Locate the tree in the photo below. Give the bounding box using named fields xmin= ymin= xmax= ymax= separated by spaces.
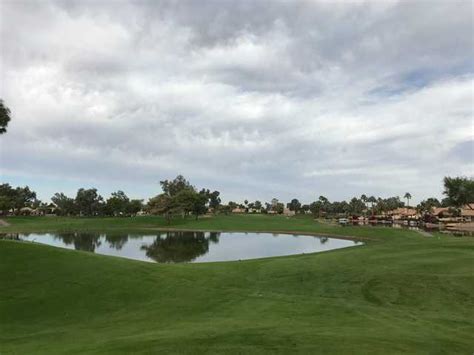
xmin=0 ymin=99 xmax=11 ymax=134
xmin=301 ymin=204 xmax=310 ymax=214
xmin=309 ymin=200 xmax=323 ymax=217
xmin=254 ymin=200 xmax=262 ymax=210
xmin=160 ymin=175 xmax=193 ymax=197
xmin=13 ymin=186 xmax=37 ymax=214
xmin=349 ymin=197 xmax=365 ymax=214
xmin=208 ymin=190 xmax=221 ymax=213
xmin=127 ymin=199 xmax=143 ymax=215
xmin=441 ymin=197 xmax=451 ymax=207
xmin=384 ymin=196 xmax=404 ymax=211
xmin=275 ymin=202 xmax=284 ymax=214
xmin=171 ymin=188 xmax=208 ymax=219
xmin=287 ymin=198 xmax=301 ymax=214
xmin=443 ymin=176 xmax=474 ymax=209
xmin=404 ymin=192 xmax=412 ymax=207
xmin=0 ymin=184 xmax=38 ymax=215
xmin=318 ymin=196 xmax=329 ymax=205
xmin=106 ymin=190 xmax=130 ymax=216
xmin=0 ymin=183 xmax=15 ymax=214
xmin=191 ymin=189 xmax=209 ymax=219
xmin=271 ymin=198 xmax=279 ymax=208
xmin=147 ymin=194 xmax=174 ymax=224
xmin=220 ymin=204 xmax=232 ymax=215
xmin=51 ymin=192 xmax=76 ymax=216
xmin=329 ymin=200 xmax=350 ymax=215
xmin=367 ymin=196 xmax=377 ymax=213
xmin=0 ymin=195 xmax=12 ymax=215
xmin=416 ymin=198 xmax=441 ymax=214
xmin=75 ymin=188 xmax=103 ymax=216
xmin=148 ymin=176 xmax=214 ymax=221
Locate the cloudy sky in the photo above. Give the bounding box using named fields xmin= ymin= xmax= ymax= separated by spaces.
xmin=1 ymin=0 xmax=472 ymax=204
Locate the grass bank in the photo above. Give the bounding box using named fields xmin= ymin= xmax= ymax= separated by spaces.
xmin=1 ymin=215 xmax=473 ymax=354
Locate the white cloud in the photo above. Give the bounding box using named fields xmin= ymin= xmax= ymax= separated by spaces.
xmin=0 ymin=0 xmax=472 ymax=203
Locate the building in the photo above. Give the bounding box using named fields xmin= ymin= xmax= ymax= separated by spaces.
xmin=461 ymin=204 xmax=474 ymax=222
xmin=19 ymin=207 xmax=34 ymax=215
xmin=431 ymin=207 xmax=452 ymax=218
xmin=231 ymin=207 xmax=246 ymax=214
xmin=388 ymin=207 xmax=418 ymax=220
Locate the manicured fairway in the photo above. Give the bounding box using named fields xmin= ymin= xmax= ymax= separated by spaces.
xmin=1 ymin=215 xmax=473 ymax=354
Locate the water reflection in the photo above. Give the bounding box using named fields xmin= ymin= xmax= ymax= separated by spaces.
xmin=55 ymin=232 xmax=102 ymax=252
xmin=142 ymin=231 xmax=218 ymax=263
xmin=0 ymin=231 xmax=360 ymax=263
xmin=105 ymin=234 xmax=129 ymax=250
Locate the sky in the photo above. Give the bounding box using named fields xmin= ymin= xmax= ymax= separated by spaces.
xmin=0 ymin=0 xmax=473 ymax=204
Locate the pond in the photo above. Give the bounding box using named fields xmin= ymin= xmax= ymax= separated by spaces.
xmin=1 ymin=231 xmax=360 ymax=263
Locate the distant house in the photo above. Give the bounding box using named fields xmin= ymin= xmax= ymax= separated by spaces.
xmin=461 ymin=204 xmax=474 ymax=222
xmin=31 ymin=209 xmax=43 ymax=216
xmin=19 ymin=207 xmax=34 ymax=216
xmin=283 ymin=207 xmax=295 ymax=217
xmin=431 ymin=207 xmax=452 ymax=218
xmin=231 ymin=207 xmax=246 ymax=214
xmin=388 ymin=207 xmax=418 ymax=220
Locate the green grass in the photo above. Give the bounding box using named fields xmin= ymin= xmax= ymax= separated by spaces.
xmin=1 ymin=214 xmax=473 ymax=354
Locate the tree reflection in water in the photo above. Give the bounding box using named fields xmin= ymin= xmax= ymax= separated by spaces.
xmin=320 ymin=236 xmax=329 ymax=244
xmin=141 ymin=231 xmax=221 ymax=263
xmin=1 ymin=231 xmax=357 ymax=263
xmin=105 ymin=234 xmax=129 ymax=250
xmin=0 ymin=233 xmax=20 ymax=240
xmin=55 ymin=232 xmax=102 ymax=252
xmin=49 ymin=231 xmax=222 ymax=258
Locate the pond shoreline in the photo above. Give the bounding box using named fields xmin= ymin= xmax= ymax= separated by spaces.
xmin=140 ymin=227 xmax=371 ymax=242
xmin=1 ymin=230 xmax=362 ymax=263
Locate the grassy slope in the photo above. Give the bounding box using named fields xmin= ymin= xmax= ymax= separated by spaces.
xmin=1 ymin=215 xmax=473 ymax=354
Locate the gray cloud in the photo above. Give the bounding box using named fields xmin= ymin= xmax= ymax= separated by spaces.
xmin=0 ymin=0 xmax=472 ymax=203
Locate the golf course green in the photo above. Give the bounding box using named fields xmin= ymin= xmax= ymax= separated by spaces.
xmin=1 ymin=214 xmax=473 ymax=354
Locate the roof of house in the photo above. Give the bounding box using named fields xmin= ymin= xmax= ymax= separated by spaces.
xmin=461 ymin=207 xmax=474 ymax=217
xmin=389 ymin=207 xmax=417 ymax=216
xmin=231 ymin=208 xmax=246 ymax=213
xmin=431 ymin=207 xmax=450 ymax=216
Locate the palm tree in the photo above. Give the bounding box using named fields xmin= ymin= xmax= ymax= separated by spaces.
xmin=404 ymin=192 xmax=412 ymax=207
xmin=368 ymin=196 xmax=376 ymax=208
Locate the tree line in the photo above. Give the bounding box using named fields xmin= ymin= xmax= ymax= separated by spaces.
xmin=0 ymin=184 xmax=144 ymax=217
xmin=0 ymin=176 xmax=472 ymax=218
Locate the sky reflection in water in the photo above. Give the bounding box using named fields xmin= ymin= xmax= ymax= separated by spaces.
xmin=1 ymin=231 xmax=360 ymax=263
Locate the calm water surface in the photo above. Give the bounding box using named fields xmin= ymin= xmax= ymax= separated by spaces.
xmin=1 ymin=231 xmax=360 ymax=263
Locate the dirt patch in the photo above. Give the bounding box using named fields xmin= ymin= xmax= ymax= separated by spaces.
xmin=0 ymin=219 xmax=11 ymax=227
